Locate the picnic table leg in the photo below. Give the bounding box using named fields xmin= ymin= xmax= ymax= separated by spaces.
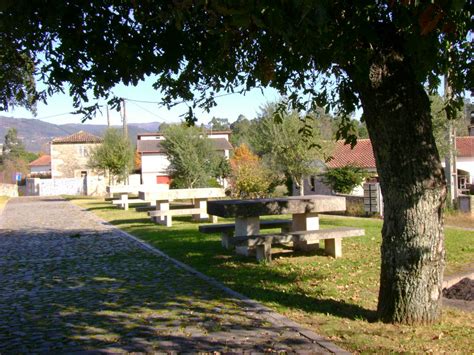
xmin=292 ymin=212 xmax=320 ymax=252
xmin=235 ymin=217 xmax=260 ymax=256
xmin=255 ymin=238 xmax=272 ymax=262
xmin=121 ymin=194 xmax=129 ymax=210
xmin=221 ymin=230 xmax=233 ymax=249
xmin=325 ymin=237 xmax=342 ymax=258
xmin=154 ymin=200 xmax=171 ymax=226
xmin=192 ymin=198 xmax=209 ymax=222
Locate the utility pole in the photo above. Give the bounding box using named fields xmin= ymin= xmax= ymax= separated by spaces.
xmin=121 ymin=98 xmax=128 ymax=138
xmin=444 ymin=74 xmax=457 ymax=206
xmin=106 ymin=105 xmax=110 ymax=127
xmin=121 ymin=98 xmax=129 ymax=185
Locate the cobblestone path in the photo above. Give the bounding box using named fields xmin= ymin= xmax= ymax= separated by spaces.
xmin=0 ymin=197 xmax=339 ymax=353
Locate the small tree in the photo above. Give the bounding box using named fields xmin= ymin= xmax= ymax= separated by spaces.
xmin=161 ymin=124 xmax=223 ymax=188
xmin=430 ymin=94 xmax=466 ymax=157
xmin=322 ymin=165 xmax=371 ymax=195
xmin=229 ymin=144 xmax=274 ymax=199
xmin=2 ymin=128 xmax=26 ymax=159
xmin=230 ymin=115 xmax=255 ymax=147
xmin=251 ymin=104 xmax=332 ymax=195
xmin=134 ymin=149 xmax=141 ymax=172
xmin=88 ymin=128 xmax=133 ymax=184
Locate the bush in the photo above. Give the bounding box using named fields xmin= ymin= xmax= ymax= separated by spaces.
xmin=228 ymin=144 xmax=274 ymax=199
xmin=322 ymin=165 xmax=370 ymax=194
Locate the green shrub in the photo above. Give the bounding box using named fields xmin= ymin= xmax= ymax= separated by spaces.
xmin=322 ymin=164 xmax=371 ymax=194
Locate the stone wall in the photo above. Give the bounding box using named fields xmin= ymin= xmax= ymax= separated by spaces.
xmin=26 ymin=176 xmax=112 ymax=197
xmin=0 ymin=183 xmax=19 ymax=197
xmin=86 ymin=175 xmax=107 ymax=196
xmin=27 ymin=178 xmax=85 ymax=196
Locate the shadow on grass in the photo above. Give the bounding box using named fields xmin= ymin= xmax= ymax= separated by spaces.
xmin=105 ymin=218 xmax=377 ymax=323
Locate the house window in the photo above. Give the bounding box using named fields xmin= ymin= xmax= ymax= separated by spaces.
xmin=79 ymin=146 xmax=89 ymax=157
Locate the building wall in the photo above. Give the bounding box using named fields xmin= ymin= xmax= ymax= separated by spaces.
xmin=296 ymin=168 xmax=377 ymax=197
xmin=50 ymin=143 xmax=101 ymax=178
xmin=140 ymin=135 xmax=166 ymax=141
xmin=138 ymin=132 xmax=231 ymax=186
xmin=30 ymin=165 xmax=51 ymax=175
xmin=457 ymin=157 xmax=474 ymax=184
xmin=141 ymin=154 xmax=169 ymax=185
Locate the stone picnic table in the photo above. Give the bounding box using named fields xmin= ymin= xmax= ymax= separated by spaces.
xmin=139 ymin=188 xmax=226 ymax=227
xmin=206 ymin=195 xmax=365 ymax=261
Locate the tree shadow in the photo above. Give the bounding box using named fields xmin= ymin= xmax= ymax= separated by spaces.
xmin=101 ymin=219 xmax=377 ymax=323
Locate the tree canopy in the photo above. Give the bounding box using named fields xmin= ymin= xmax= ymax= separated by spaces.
xmin=1 ymin=2 xmax=470 ymax=128
xmin=161 ymin=124 xmax=227 ymax=188
xmin=1 ymin=1 xmax=472 ymax=325
xmin=207 ymin=117 xmax=230 ymax=131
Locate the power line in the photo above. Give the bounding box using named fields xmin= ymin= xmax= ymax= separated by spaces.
xmin=122 ymin=91 xmax=237 ymax=106
xmin=128 ymin=101 xmax=167 ymax=121
xmin=34 ymin=111 xmax=77 ymax=120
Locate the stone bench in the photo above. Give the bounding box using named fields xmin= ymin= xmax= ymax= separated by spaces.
xmin=199 ymin=219 xmax=292 ymax=249
xmin=149 ymin=208 xmax=217 ymax=227
xmin=136 ymin=201 xmax=193 ymax=212
xmin=111 ymin=194 xmax=155 ymax=210
xmin=230 ymin=227 xmax=365 ymax=262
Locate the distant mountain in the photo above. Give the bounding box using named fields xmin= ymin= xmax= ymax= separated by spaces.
xmin=0 ymin=116 xmax=160 ymax=152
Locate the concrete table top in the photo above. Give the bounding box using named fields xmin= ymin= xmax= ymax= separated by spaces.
xmin=207 ymin=195 xmax=346 ymax=218
xmin=139 ymin=188 xmax=225 ymax=202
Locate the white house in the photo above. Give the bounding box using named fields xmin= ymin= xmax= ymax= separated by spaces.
xmin=28 ymin=155 xmax=51 ymax=176
xmin=137 ymin=130 xmax=233 ymax=186
xmin=455 ymin=136 xmax=474 ymax=192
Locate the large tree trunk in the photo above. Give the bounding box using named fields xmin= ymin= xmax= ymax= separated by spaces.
xmin=354 ymin=55 xmax=446 ymax=324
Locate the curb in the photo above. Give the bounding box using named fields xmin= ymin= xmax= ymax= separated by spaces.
xmin=74 ymin=202 xmax=350 ymax=354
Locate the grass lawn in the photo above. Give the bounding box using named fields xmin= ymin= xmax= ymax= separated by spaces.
xmin=70 ymin=197 xmax=474 ymax=353
xmin=0 ymin=196 xmax=10 ymax=213
xmin=445 ymin=211 xmax=474 ymax=230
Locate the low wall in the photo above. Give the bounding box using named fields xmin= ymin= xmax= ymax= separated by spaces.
xmin=26 ymin=175 xmax=134 ymax=197
xmin=0 ymin=183 xmax=19 ymax=197
xmin=27 ymin=178 xmax=85 ymax=196
xmin=458 ymin=195 xmax=474 ymax=215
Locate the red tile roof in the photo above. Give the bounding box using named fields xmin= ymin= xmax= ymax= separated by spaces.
xmin=28 ymin=155 xmax=51 ymax=167
xmin=51 ymin=131 xmax=103 ymax=144
xmin=327 ymin=136 xmax=474 ymax=169
xmin=327 ymin=139 xmax=376 ymax=169
xmin=456 ymin=136 xmax=474 ymax=157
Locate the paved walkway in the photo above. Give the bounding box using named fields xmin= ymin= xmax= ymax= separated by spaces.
xmin=0 ymin=197 xmax=344 ymax=353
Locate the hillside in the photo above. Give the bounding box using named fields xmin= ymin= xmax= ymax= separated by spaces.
xmin=0 ymin=116 xmax=160 ymax=152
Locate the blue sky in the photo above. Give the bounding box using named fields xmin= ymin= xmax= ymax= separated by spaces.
xmin=3 ymin=76 xmax=282 ymax=126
